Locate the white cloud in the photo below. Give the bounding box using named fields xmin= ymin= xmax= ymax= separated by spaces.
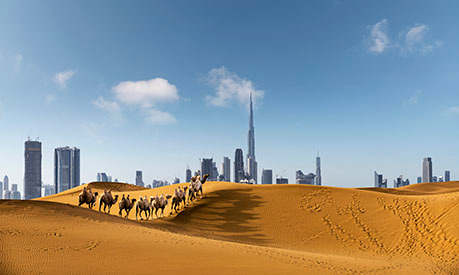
xmin=368 ymin=19 xmax=390 ymax=54
xmin=113 ymin=78 xmax=179 ymax=108
xmin=53 ymin=70 xmax=75 ymax=88
xmin=92 ymin=96 xmax=124 ymax=125
xmin=144 ymin=108 xmax=177 ymax=125
xmin=205 ymin=66 xmax=264 ymax=110
xmin=45 ymin=94 xmax=56 ymax=104
xmin=402 ymin=24 xmax=440 ymax=53
xmin=406 ymin=90 xmax=423 ymax=105
xmin=448 ymin=106 xmax=459 ymax=114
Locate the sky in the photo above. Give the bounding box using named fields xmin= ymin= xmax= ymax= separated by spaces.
xmin=1 ymin=1 xmax=459 ymax=193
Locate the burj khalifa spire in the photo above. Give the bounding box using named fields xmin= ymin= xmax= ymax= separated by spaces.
xmin=247 ymin=92 xmax=257 ymax=183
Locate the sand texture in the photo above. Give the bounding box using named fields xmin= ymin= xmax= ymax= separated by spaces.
xmin=1 ymin=181 xmax=458 ymax=274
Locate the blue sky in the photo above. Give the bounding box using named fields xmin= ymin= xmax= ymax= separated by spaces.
xmin=1 ymin=1 xmax=459 ymax=192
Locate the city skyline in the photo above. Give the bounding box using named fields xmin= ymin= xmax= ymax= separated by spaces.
xmin=1 ymin=1 xmax=459 ymax=192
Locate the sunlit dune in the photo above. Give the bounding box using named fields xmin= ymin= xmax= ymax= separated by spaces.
xmin=1 ymin=181 xmax=458 ymax=274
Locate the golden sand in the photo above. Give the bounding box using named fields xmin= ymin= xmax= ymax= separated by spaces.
xmin=1 ymin=181 xmax=458 ymax=274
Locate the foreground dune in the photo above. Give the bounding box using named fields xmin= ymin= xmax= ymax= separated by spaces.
xmin=1 ymin=181 xmax=458 ymax=274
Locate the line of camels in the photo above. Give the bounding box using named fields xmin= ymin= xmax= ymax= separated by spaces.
xmin=78 ymin=174 xmax=209 ymax=220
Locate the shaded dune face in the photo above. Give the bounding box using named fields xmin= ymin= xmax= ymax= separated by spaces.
xmin=1 ymin=181 xmax=458 ymax=274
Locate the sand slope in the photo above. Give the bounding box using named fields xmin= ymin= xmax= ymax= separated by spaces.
xmin=1 ymin=181 xmax=458 ymax=274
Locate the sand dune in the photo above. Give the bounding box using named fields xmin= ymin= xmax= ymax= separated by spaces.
xmin=1 ymin=181 xmax=458 ymax=274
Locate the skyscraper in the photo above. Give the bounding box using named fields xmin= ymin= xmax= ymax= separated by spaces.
xmin=222 ymin=157 xmax=231 ymax=182
xmin=0 ymin=181 xmax=3 ymax=199
xmin=24 ymin=139 xmax=42 ymax=200
xmin=296 ymin=170 xmax=316 ymax=185
xmin=11 ymin=184 xmax=21 ymax=199
xmin=246 ymin=92 xmax=258 ymax=183
xmin=54 ymin=146 xmax=80 ymax=194
xmin=374 ymin=171 xmax=387 ymax=188
xmin=445 ymin=171 xmax=451 ymax=182
xmin=417 ymin=177 xmax=422 ymax=183
xmin=3 ymin=175 xmax=9 ymax=191
xmin=201 ymin=158 xmax=214 ymax=179
xmin=136 ymin=171 xmax=144 ymax=187
xmin=422 ymin=157 xmax=433 ymax=183
xmin=186 ymin=168 xmax=192 ymax=182
xmin=316 ymin=152 xmax=321 ymax=186
xmin=276 ymin=177 xmax=288 ymax=184
xmin=234 ymin=149 xmax=244 ymax=183
xmin=262 ymin=169 xmax=273 ymax=184
xmin=212 ymin=161 xmax=219 ymax=181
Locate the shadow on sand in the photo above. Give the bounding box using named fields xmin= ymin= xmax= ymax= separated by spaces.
xmin=154 ymin=188 xmax=271 ymax=246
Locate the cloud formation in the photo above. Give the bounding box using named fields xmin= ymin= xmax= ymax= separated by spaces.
xmin=365 ymin=20 xmax=441 ymax=55
xmin=53 ymin=70 xmax=75 ymax=88
xmin=113 ymin=78 xmax=179 ymax=108
xmin=93 ymin=77 xmax=179 ymax=126
xmin=92 ymin=96 xmax=125 ymax=125
xmin=205 ymin=66 xmax=264 ymax=110
xmin=406 ymin=90 xmax=423 ymax=105
xmin=448 ymin=106 xmax=459 ymax=114
xmin=368 ymin=19 xmax=389 ymax=54
xmin=14 ymin=54 xmax=23 ymax=71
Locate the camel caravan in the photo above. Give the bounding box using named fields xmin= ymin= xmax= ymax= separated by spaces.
xmin=77 ymin=174 xmax=209 ymax=221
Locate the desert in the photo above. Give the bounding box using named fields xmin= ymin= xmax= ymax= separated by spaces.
xmin=1 ymin=181 xmax=458 ymax=274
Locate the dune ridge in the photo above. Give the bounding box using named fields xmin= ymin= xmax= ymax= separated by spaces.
xmin=1 ymin=181 xmax=458 ymax=274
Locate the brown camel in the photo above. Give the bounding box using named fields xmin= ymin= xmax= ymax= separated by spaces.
xmin=171 ymin=186 xmax=188 ymax=214
xmin=99 ymin=189 xmax=119 ymax=214
xmin=153 ymin=194 xmax=172 ymax=218
xmin=188 ymin=174 xmax=209 ymax=204
xmin=136 ymin=196 xmax=153 ymax=221
xmin=78 ymin=187 xmax=99 ymax=209
xmin=118 ymin=194 xmax=136 ymax=218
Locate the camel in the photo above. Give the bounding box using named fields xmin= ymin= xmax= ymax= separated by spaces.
xmin=78 ymin=187 xmax=99 ymax=209
xmin=118 ymin=194 xmax=136 ymax=218
xmin=171 ymin=186 xmax=188 ymax=214
xmin=153 ymin=194 xmax=172 ymax=218
xmin=98 ymin=189 xmax=119 ymax=214
xmin=188 ymin=174 xmax=209 ymax=204
xmin=135 ymin=195 xmax=153 ymax=221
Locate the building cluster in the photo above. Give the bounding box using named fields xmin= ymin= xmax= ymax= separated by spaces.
xmin=295 ymin=153 xmax=322 ymax=185
xmin=0 ymin=175 xmax=21 ymax=199
xmin=375 ymin=157 xmax=452 ymax=188
xmin=97 ymin=172 xmax=114 ymax=182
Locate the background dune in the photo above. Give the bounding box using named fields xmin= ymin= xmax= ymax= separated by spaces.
xmin=1 ymin=181 xmax=458 ymax=274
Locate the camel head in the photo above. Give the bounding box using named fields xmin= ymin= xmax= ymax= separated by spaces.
xmin=166 ymin=195 xmax=172 ymax=200
xmin=191 ymin=176 xmax=196 ymax=182
xmin=131 ymin=198 xmax=137 ymax=204
xmin=139 ymin=196 xmax=143 ymax=201
xmin=150 ymin=196 xmax=154 ymax=204
xmin=114 ymin=194 xmax=119 ymax=202
xmin=183 ymin=186 xmax=188 ymax=192
xmin=94 ymin=192 xmax=99 ymax=197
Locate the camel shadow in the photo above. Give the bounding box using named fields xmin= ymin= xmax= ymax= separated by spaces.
xmin=156 ymin=188 xmax=270 ymax=246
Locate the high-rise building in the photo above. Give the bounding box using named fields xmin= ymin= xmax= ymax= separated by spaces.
xmin=54 ymin=146 xmax=80 ymax=194
xmin=0 ymin=181 xmax=3 ymax=199
xmin=136 ymin=171 xmax=144 ymax=187
xmin=445 ymin=171 xmax=451 ymax=182
xmin=24 ymin=139 xmax=42 ymax=200
xmin=3 ymin=175 xmax=9 ymax=191
xmin=186 ymin=168 xmax=192 ymax=182
xmin=212 ymin=161 xmax=219 ymax=181
xmin=417 ymin=176 xmax=422 ymax=183
xmin=374 ymin=171 xmax=387 ymax=188
xmin=296 ymin=170 xmax=316 ymax=185
xmin=222 ymin=157 xmax=231 ymax=182
xmin=42 ymin=185 xmax=55 ymax=197
xmin=422 ymin=157 xmax=433 ymax=183
xmin=4 ymin=190 xmax=11 ymax=199
xmin=97 ymin=173 xmax=101 ymax=182
xmin=246 ymin=92 xmax=258 ymax=183
xmin=201 ymin=158 xmax=214 ymax=180
xmin=276 ymin=177 xmax=288 ymax=184
xmin=234 ymin=149 xmax=244 ymax=183
xmin=432 ymin=176 xmax=438 ymax=183
xmin=394 ymin=175 xmax=410 ymax=188
xmin=262 ymin=169 xmax=273 ymax=184
xmin=316 ymin=152 xmax=322 ymax=186
xmin=11 ymin=184 xmax=21 ymax=199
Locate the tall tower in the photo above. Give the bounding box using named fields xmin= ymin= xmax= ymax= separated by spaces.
xmin=422 ymin=157 xmax=433 ymax=183
xmin=234 ymin=149 xmax=244 ymax=183
xmin=223 ymin=157 xmax=231 ymax=182
xmin=315 ymin=151 xmax=321 ymax=186
xmin=54 ymin=146 xmax=80 ymax=194
xmin=24 ymin=139 xmax=42 ymax=199
xmin=247 ymin=92 xmax=258 ymax=183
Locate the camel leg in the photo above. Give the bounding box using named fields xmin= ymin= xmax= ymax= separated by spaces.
xmin=107 ymin=205 xmax=111 ymax=214
xmin=155 ymin=208 xmax=159 ymax=219
xmin=119 ymin=208 xmax=122 ymax=216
